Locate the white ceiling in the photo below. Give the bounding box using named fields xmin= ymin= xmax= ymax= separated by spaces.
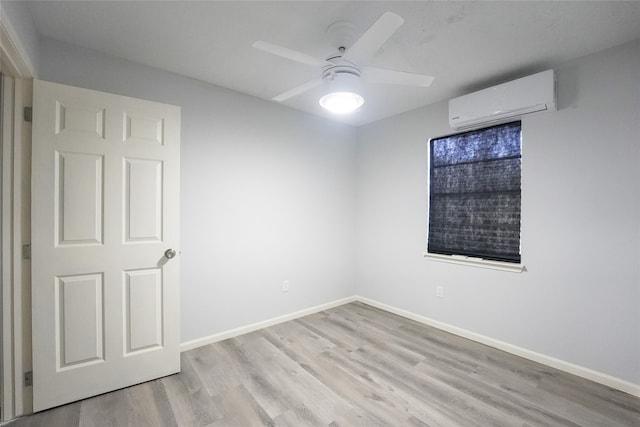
xmin=27 ymin=1 xmax=640 ymax=127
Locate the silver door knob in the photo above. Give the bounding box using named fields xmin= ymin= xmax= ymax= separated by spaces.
xmin=164 ymin=249 xmax=177 ymax=259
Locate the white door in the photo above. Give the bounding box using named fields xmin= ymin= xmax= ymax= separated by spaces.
xmin=31 ymin=80 xmax=180 ymax=411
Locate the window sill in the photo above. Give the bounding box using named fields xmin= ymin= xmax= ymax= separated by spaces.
xmin=424 ymin=253 xmax=525 ymax=273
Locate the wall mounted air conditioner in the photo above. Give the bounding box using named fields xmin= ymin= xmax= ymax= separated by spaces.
xmin=449 ymin=69 xmax=556 ymax=130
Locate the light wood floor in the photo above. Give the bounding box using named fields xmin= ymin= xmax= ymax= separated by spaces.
xmin=8 ymin=302 xmax=640 ymax=426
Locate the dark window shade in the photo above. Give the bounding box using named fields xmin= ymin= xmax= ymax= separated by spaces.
xmin=428 ymin=121 xmax=522 ymax=263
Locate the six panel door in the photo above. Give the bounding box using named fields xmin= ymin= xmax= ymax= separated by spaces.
xmin=31 ymin=80 xmax=181 ymax=411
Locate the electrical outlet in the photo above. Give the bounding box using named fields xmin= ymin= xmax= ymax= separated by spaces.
xmin=436 ymin=286 xmax=444 ymax=298
xmin=282 ymin=280 xmax=290 ymax=292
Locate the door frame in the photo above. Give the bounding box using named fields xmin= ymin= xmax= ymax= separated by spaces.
xmin=1 ymin=8 xmax=35 ymax=422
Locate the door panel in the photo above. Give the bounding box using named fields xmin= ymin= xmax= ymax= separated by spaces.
xmin=124 ymin=158 xmax=162 ymax=242
xmin=123 ymin=113 xmax=164 ymax=145
xmin=124 ymin=268 xmax=163 ymax=354
xmin=32 ymin=80 xmax=180 ymax=411
xmin=55 ymin=152 xmax=104 ymax=246
xmin=56 ymin=273 xmax=104 ymax=369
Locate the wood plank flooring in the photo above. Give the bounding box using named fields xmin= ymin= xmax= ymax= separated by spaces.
xmin=8 ymin=302 xmax=640 ymax=426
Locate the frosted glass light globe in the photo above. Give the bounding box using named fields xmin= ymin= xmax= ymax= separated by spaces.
xmin=319 ymin=92 xmax=364 ymax=114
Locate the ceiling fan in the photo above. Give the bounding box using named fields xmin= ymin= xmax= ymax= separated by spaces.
xmin=252 ymin=11 xmax=435 ymax=113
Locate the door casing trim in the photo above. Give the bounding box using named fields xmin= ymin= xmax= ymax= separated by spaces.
xmin=1 ymin=7 xmax=35 ymax=422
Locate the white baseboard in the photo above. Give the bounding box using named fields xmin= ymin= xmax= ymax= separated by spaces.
xmin=179 ymin=294 xmax=639 ymax=398
xmin=180 ymin=296 xmax=357 ymax=352
xmin=355 ymin=296 xmax=640 ymax=398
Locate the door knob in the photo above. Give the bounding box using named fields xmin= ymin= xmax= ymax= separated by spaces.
xmin=164 ymin=249 xmax=177 ymax=259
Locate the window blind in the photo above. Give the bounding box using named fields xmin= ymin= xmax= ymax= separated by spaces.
xmin=428 ymin=121 xmax=522 ymax=263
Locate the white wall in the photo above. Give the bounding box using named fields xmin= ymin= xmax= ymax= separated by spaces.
xmin=39 ymin=38 xmax=358 ymax=343
xmin=355 ymin=40 xmax=640 ymax=385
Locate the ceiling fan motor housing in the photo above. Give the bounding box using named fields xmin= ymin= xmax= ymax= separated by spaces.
xmin=322 ymin=57 xmax=362 ymax=92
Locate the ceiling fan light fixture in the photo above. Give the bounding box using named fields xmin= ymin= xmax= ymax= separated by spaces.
xmin=319 ymin=91 xmax=364 ymax=114
xmin=319 ymin=69 xmax=364 ymax=114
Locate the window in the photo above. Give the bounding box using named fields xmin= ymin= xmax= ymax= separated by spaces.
xmin=427 ymin=121 xmax=522 ymax=264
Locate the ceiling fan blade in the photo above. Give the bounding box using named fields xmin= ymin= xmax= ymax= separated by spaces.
xmin=253 ymin=41 xmax=327 ymax=67
xmin=272 ymin=79 xmax=321 ymax=102
xmin=362 ymin=67 xmax=434 ymax=87
xmin=342 ymin=11 xmax=404 ymax=65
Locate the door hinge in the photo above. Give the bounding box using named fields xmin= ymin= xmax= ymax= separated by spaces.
xmin=24 ymin=371 xmax=33 ymax=387
xmin=24 ymin=106 xmax=32 ymax=123
xmin=22 ymin=243 xmax=31 ymax=260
